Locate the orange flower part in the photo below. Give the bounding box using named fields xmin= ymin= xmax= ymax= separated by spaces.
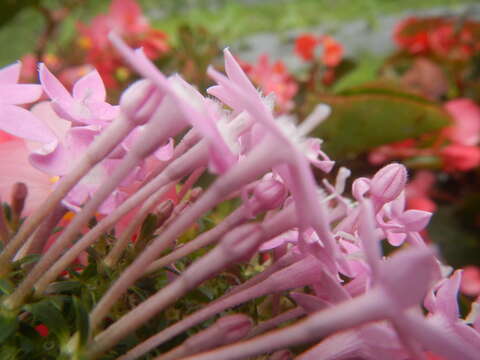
xmin=319 ymin=35 xmax=343 ymax=67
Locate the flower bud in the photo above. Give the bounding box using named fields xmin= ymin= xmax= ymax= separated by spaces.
xmin=119 ymin=79 xmax=159 ymax=125
xmin=220 ymin=224 xmax=263 ymax=262
xmin=352 ymin=177 xmax=370 ymax=201
xmin=253 ymin=179 xmax=287 ymax=211
xmin=370 ymin=163 xmax=407 ymax=204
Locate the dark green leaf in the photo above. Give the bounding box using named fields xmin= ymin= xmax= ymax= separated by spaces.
xmin=0 ymin=311 xmax=18 ymax=343
xmin=73 ymin=297 xmax=89 ymax=347
xmin=312 ymin=87 xmax=451 ymax=158
xmin=24 ymin=299 xmax=69 ymax=343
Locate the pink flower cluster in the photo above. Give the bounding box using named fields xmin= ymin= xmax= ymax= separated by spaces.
xmin=0 ymin=34 xmax=478 ymax=360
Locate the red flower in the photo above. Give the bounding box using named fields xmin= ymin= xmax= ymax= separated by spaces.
xmin=461 ymin=266 xmax=480 ymax=296
xmin=35 ymin=324 xmax=49 ymax=337
xmin=319 ymin=35 xmax=343 ymax=67
xmin=394 ymin=17 xmax=431 ymax=54
xmin=295 ymin=34 xmax=318 ymax=61
xmin=440 ymin=144 xmax=480 ymax=172
xmin=443 ymin=99 xmax=480 ymax=147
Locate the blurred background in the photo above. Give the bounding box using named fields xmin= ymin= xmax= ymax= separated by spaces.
xmin=1 ymin=0 xmax=480 ymax=295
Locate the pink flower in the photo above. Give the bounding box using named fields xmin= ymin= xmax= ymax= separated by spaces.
xmin=440 ymin=144 xmax=480 ymax=172
xmin=443 ymin=99 xmax=480 ymax=147
xmin=243 ymin=54 xmax=298 ymax=113
xmin=0 ymin=62 xmax=53 ymax=143
xmin=461 ymin=266 xmax=480 ymax=297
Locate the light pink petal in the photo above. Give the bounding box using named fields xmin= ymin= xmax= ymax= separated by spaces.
xmin=0 ymin=62 xmax=21 ymax=83
xmin=72 ymin=69 xmax=107 ymax=102
xmin=435 ymin=270 xmax=462 ymax=322
xmin=386 ymin=230 xmax=407 ymax=246
xmin=30 ymin=101 xmax=71 ymax=140
xmin=380 ymin=246 xmax=439 ymax=309
xmin=29 ymin=141 xmax=71 ymax=175
xmin=0 ymin=104 xmax=56 ymax=143
xmin=399 ymin=209 xmax=432 ymax=232
xmin=0 ymin=84 xmax=42 ymax=104
xmin=304 ymin=138 xmax=334 ymax=173
xmin=154 ymin=137 xmax=174 ymax=161
xmin=88 ymin=102 xmax=119 ymax=122
xmin=260 ymin=230 xmax=299 ymax=251
xmin=223 ymin=48 xmax=258 ymax=96
xmin=39 ymin=63 xmax=72 ymax=104
xmin=65 ymin=126 xmax=98 ymax=158
xmin=98 ymin=190 xmax=128 ymax=214
xmin=0 ymin=140 xmax=51 ymax=214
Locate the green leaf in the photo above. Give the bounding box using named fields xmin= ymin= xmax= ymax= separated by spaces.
xmin=72 ymin=297 xmax=89 ymax=347
xmin=0 ymin=310 xmax=18 ymax=343
xmin=0 ymin=279 xmax=14 ymax=295
xmin=312 ymin=85 xmax=451 ymax=158
xmin=24 ymin=299 xmax=70 ymax=343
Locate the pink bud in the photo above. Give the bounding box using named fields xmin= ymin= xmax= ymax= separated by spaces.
xmin=220 ymin=224 xmax=263 ymax=262
xmin=352 ymin=177 xmax=370 ymax=200
xmin=253 ymin=179 xmax=287 ymax=211
xmin=290 ymin=292 xmax=330 ymax=313
xmin=370 ymin=163 xmax=407 ymax=204
xmin=119 ymin=79 xmax=159 ymax=124
xmin=398 ymin=209 xmax=432 ymax=231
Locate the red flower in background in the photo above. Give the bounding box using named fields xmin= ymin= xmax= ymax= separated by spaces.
xmin=242 ymin=54 xmax=298 ymax=113
xmin=461 ymin=266 xmax=480 ymax=297
xmin=295 ymin=34 xmax=318 ymax=61
xmin=440 ymin=144 xmax=480 ymax=172
xmin=394 ymin=16 xmax=480 ymax=60
xmin=294 ymin=33 xmax=343 ymax=67
xmin=318 ymin=35 xmax=343 ymax=67
xmin=77 ymin=0 xmax=169 ymax=89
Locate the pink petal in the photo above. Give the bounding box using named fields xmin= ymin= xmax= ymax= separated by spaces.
xmin=399 ymin=209 xmax=432 ymax=232
xmin=29 ymin=141 xmax=71 ymax=175
xmin=0 ymin=140 xmax=51 ymax=214
xmin=223 ymin=48 xmax=258 ymax=96
xmin=0 ymin=62 xmax=21 ymax=83
xmin=0 ymin=84 xmax=42 ymax=104
xmin=154 ymin=137 xmax=174 ymax=161
xmin=72 ymin=69 xmax=107 ymax=102
xmin=39 ymin=63 xmax=72 ymax=104
xmin=461 ymin=266 xmax=480 ymax=296
xmin=435 ymin=270 xmax=462 ymax=321
xmin=0 ymin=104 xmax=56 ymax=143
xmin=30 ymin=101 xmax=71 ymax=140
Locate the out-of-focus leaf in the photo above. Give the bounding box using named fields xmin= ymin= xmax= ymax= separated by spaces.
xmin=72 ymin=297 xmax=89 ymax=347
xmin=0 ymin=0 xmax=40 ymax=28
xmin=430 ymin=205 xmax=480 ymax=268
xmin=312 ymin=83 xmax=451 ymax=157
xmin=333 ymin=56 xmax=383 ymax=92
xmin=0 ymin=311 xmax=18 ymax=343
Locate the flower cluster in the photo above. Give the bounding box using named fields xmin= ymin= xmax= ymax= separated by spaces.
xmin=0 ymin=33 xmax=478 ymax=360
xmin=394 ymin=16 xmax=480 ymax=60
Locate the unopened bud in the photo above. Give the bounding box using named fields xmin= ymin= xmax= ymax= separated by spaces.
xmin=370 ymin=163 xmax=407 ymax=204
xmin=398 ymin=209 xmax=432 ymax=232
xmin=253 ymin=179 xmax=287 ymax=211
xmin=155 ymin=200 xmax=174 ymax=227
xmin=11 ymin=182 xmax=28 ymax=218
xmin=220 ymin=223 xmax=263 ymax=262
xmin=188 ymin=187 xmax=203 ymax=203
xmin=119 ymin=79 xmax=159 ymax=125
xmin=352 ymin=177 xmax=370 ymax=201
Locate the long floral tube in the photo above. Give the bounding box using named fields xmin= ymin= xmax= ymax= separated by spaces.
xmin=14 ymin=204 xmax=67 ymax=260
xmin=0 ymin=113 xmax=137 ymax=276
xmin=144 ymin=205 xmax=249 ymax=274
xmin=104 ymin=165 xmax=205 ymax=267
xmin=32 ymin=140 xmax=210 ymax=297
xmin=153 ymin=315 xmax=252 ymax=360
xmin=87 ymin=223 xmax=265 ymax=358
xmin=4 ymin=111 xmax=190 ymax=309
xmin=183 ymin=293 xmax=478 ymax=360
xmin=115 ymin=253 xmax=323 ymax=360
xmin=248 ymin=307 xmax=305 ymax=338
xmin=88 ymin=134 xmax=288 ymax=330
xmin=184 ymin=290 xmax=386 ymax=360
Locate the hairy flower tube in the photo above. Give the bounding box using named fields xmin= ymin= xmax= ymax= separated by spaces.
xmin=0 ymin=35 xmax=478 ymax=360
